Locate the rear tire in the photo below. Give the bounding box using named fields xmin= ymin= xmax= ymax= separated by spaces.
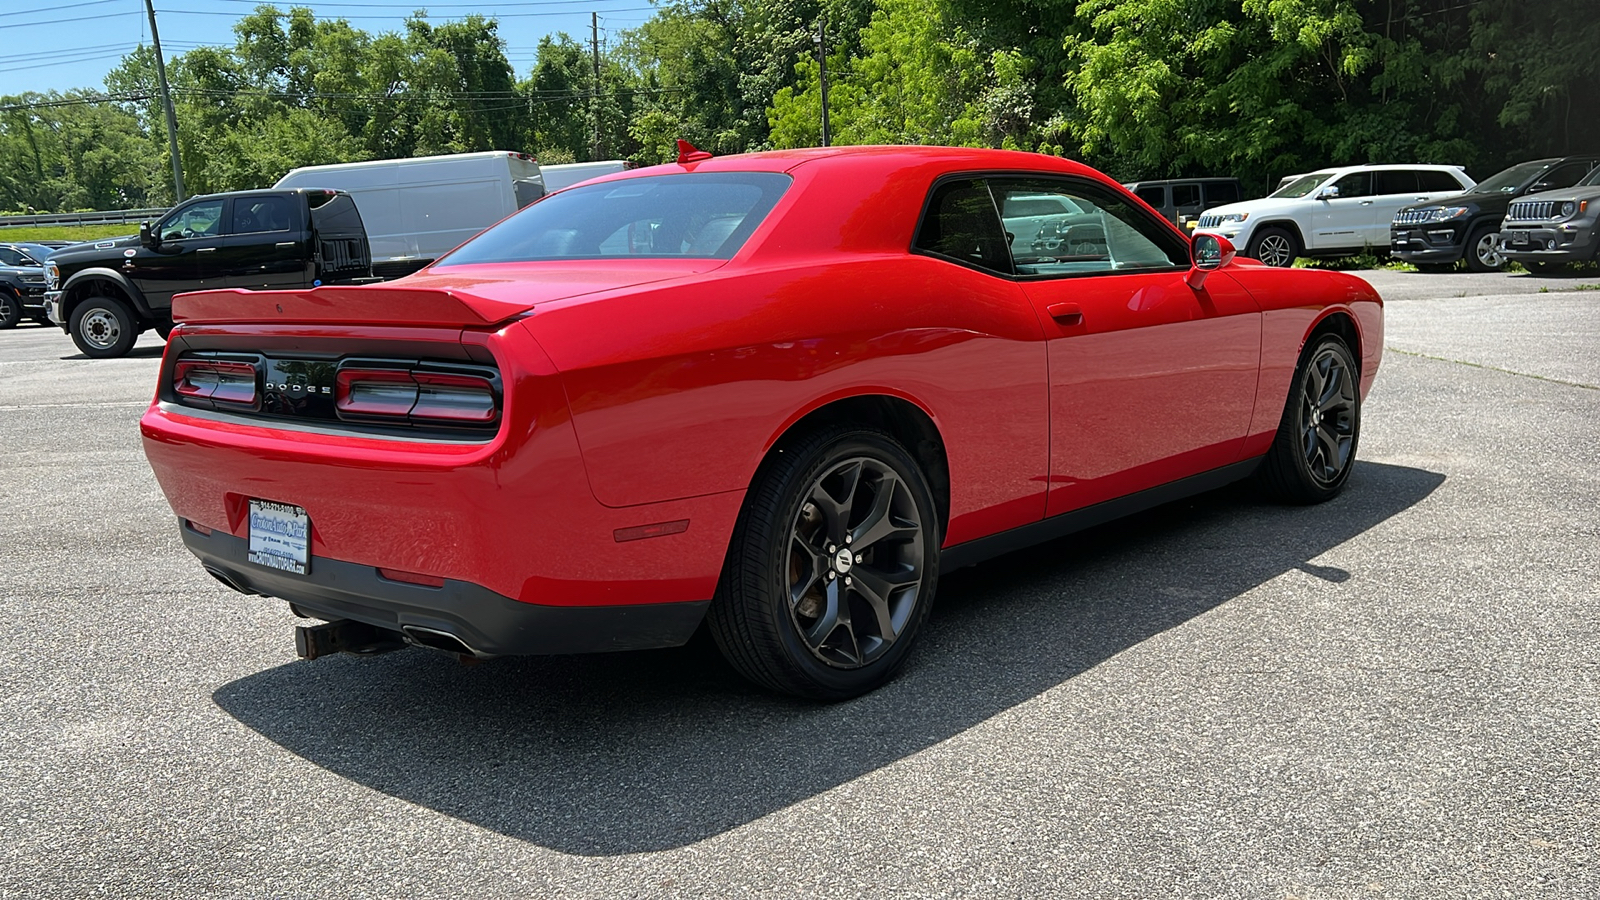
xmin=1257 ymin=333 xmax=1361 ymax=503
xmin=0 ymin=290 xmax=20 ymax=328
xmin=1464 ymin=223 xmax=1504 ymax=272
xmin=70 ymin=295 xmax=138 ymax=358
xmin=1248 ymin=226 xmax=1299 ymax=268
xmin=708 ymin=426 xmax=940 ymax=700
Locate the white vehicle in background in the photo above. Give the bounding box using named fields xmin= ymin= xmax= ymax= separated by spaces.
xmin=1195 ymin=164 xmax=1476 ymax=267
xmin=539 ymin=160 xmax=632 ymax=193
xmin=275 ymin=151 xmax=545 ymax=277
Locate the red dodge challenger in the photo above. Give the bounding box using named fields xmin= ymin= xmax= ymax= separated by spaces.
xmin=141 ymin=146 xmax=1381 ymax=699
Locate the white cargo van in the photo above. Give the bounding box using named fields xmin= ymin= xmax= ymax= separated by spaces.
xmin=274 ymin=151 xmax=544 ymax=276
xmin=539 ymin=160 xmax=631 ymax=193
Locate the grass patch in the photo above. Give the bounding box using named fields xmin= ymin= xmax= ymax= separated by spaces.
xmin=0 ymin=223 xmax=138 ymax=243
xmin=1294 ymin=252 xmax=1411 ymax=272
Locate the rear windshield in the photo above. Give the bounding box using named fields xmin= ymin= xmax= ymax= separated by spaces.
xmin=436 ymin=172 xmax=791 ymax=265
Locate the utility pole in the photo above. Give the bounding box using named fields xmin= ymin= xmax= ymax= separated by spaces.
xmin=142 ymin=0 xmax=184 ymax=202
xmin=591 ymin=12 xmax=601 ymax=160
xmin=815 ymin=12 xmax=831 ymax=148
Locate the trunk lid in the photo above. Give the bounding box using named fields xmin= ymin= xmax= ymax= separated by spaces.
xmin=173 ymin=260 xmax=723 ymax=327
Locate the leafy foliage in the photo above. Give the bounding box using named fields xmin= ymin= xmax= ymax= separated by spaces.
xmin=0 ymin=0 xmax=1593 ymax=211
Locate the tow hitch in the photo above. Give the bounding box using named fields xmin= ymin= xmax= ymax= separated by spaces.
xmin=294 ymin=619 xmax=408 ymax=660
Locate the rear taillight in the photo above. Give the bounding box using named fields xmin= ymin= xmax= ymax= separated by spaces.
xmin=174 ymin=359 xmax=258 ymax=407
xmin=335 ymin=365 xmax=499 ymax=427
xmin=335 ymin=367 xmax=417 ymax=418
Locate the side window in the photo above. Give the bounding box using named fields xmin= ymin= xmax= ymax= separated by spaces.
xmin=158 ymin=199 xmax=224 ymax=241
xmin=1135 ymin=186 xmax=1166 ymax=208
xmin=913 ymin=179 xmax=1013 ymax=275
xmin=1532 ymin=163 xmax=1590 ymax=192
xmin=1171 ymin=184 xmax=1202 ymax=208
xmin=992 ymin=178 xmax=1187 ymax=277
xmin=1418 ymin=170 xmax=1466 ymax=193
xmin=1373 ymin=171 xmax=1419 ymax=195
xmin=1328 ymin=172 xmax=1372 ymax=198
xmin=232 ymin=197 xmax=292 ymax=235
xmin=1204 ymin=182 xmax=1240 ymax=206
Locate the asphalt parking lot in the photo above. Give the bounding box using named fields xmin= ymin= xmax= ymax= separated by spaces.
xmin=2 ymin=268 xmax=1596 ymax=898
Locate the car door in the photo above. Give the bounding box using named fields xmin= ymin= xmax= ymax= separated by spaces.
xmin=984 ymin=176 xmax=1263 ymax=517
xmin=1311 ymin=171 xmax=1374 ymax=250
xmin=220 ymin=195 xmax=310 ymax=290
xmin=1170 ymin=182 xmax=1205 ymax=228
xmin=125 ymin=197 xmax=224 ymax=308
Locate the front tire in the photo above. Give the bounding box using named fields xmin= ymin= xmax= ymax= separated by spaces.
xmin=0 ymin=290 xmax=20 ymax=328
xmin=1257 ymin=333 xmax=1361 ymax=503
xmin=1464 ymin=223 xmax=1504 ymax=272
xmin=1248 ymin=226 xmax=1299 ymax=268
xmin=70 ymin=295 xmax=138 ymax=358
xmin=708 ymin=426 xmax=940 ymax=700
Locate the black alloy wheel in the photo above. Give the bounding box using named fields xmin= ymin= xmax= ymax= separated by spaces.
xmin=1465 ymin=223 xmax=1505 ymax=272
xmin=1258 ymin=334 xmax=1361 ymax=503
xmin=0 ymin=290 xmax=20 ymax=328
xmin=1249 ymin=226 xmax=1299 ymax=268
xmin=709 ymin=426 xmax=939 ymax=700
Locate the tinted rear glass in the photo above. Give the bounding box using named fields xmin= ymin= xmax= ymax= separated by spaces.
xmin=437 ymin=172 xmax=791 ymax=264
xmin=1204 ymin=182 xmax=1240 ymax=205
xmin=1418 ymin=170 xmax=1467 ymax=193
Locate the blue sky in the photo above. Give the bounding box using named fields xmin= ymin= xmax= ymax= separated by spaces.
xmin=1 ymin=0 xmax=661 ymax=96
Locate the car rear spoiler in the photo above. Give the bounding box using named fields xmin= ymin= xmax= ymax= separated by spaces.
xmin=172 ymin=285 xmax=532 ymax=328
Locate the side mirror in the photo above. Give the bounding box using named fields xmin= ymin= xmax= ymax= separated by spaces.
xmin=1316 ymin=186 xmax=1341 ymax=200
xmin=139 ymin=221 xmax=158 ymax=249
xmin=1185 ymin=233 xmax=1236 ymax=290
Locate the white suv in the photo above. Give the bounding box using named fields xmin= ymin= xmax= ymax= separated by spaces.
xmin=1196 ymin=164 xmax=1476 ymax=266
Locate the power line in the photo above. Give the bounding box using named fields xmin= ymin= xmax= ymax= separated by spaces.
xmin=0 ymin=11 xmax=141 ymax=30
xmin=158 ymin=7 xmax=658 ymax=20
xmin=0 ymin=0 xmax=120 ymax=18
xmin=201 ymin=0 xmax=643 ymax=7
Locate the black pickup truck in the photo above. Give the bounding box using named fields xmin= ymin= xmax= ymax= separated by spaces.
xmin=45 ymin=188 xmax=374 ymax=358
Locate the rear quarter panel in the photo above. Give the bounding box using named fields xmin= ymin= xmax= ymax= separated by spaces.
xmin=528 ymin=256 xmax=1051 ymax=547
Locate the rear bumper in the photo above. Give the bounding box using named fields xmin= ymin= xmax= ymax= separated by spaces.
xmin=181 ymin=522 xmax=708 ymax=654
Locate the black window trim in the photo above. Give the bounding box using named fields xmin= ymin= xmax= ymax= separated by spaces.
xmin=910 ymin=171 xmax=1192 ymax=282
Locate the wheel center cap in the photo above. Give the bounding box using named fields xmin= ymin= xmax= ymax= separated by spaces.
xmin=833 ymin=547 xmax=853 ymax=574
xmin=1310 ymin=408 xmax=1322 ymax=427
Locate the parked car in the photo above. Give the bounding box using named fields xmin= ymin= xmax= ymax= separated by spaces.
xmin=1497 ymin=163 xmax=1600 ymax=271
xmin=45 ymin=188 xmax=374 ymax=358
xmin=141 ymin=145 xmax=1382 ymax=700
xmin=274 ymin=151 xmax=545 ymax=277
xmin=1390 ymin=156 xmax=1600 ymax=272
xmin=1124 ymin=178 xmax=1244 ymax=230
xmin=540 ymin=160 xmax=633 ymax=192
xmin=1196 ymin=164 xmax=1476 ymax=266
xmin=0 ymin=242 xmax=50 ymax=328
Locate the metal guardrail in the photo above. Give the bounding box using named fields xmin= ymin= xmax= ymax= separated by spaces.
xmin=0 ymin=208 xmax=168 ymax=229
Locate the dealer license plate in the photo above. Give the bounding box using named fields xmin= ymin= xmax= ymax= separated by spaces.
xmin=247 ymin=499 xmax=311 ymax=575
xmin=1509 ymin=230 xmax=1529 ymax=245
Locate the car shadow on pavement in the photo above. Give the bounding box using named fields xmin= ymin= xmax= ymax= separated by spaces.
xmin=214 ymin=461 xmax=1444 ymax=856
xmin=59 ymin=345 xmax=165 ymax=360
